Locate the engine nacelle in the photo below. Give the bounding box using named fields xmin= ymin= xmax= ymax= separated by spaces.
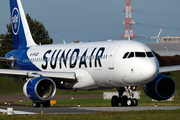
xmin=143 ymin=74 xmax=176 ymax=100
xmin=23 ymin=76 xmax=56 ymax=101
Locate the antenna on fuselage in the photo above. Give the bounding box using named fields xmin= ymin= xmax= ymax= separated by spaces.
xmin=63 ymin=39 xmax=66 ymax=44
xmin=128 ymin=36 xmax=130 ymax=41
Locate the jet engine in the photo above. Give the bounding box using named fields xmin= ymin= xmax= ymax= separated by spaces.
xmin=23 ymin=76 xmax=56 ymax=101
xmin=143 ymin=74 xmax=176 ymax=100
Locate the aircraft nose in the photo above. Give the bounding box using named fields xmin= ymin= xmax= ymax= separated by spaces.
xmin=140 ymin=59 xmax=159 ymax=82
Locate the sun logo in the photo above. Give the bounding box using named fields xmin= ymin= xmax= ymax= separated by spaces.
xmin=12 ymin=7 xmax=20 ymax=35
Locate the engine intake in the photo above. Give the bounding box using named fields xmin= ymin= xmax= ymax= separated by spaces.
xmin=23 ymin=76 xmax=56 ymax=101
xmin=143 ymin=74 xmax=176 ymax=100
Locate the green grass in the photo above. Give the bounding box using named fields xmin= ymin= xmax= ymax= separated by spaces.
xmin=15 ymin=98 xmax=112 ymax=107
xmin=169 ymin=71 xmax=180 ymax=89
xmin=55 ymin=98 xmax=110 ymax=107
xmin=0 ymin=77 xmax=23 ymax=95
xmin=0 ymin=109 xmax=180 ymax=120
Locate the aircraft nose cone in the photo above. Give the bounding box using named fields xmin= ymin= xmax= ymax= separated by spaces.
xmin=141 ymin=60 xmax=159 ymax=82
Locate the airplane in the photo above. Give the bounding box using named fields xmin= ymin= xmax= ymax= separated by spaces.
xmin=1 ymin=0 xmax=178 ymax=107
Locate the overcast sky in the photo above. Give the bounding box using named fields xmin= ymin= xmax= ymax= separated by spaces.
xmin=0 ymin=0 xmax=180 ymax=43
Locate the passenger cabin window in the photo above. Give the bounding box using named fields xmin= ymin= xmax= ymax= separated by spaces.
xmin=128 ymin=52 xmax=134 ymax=58
xmin=135 ymin=52 xmax=146 ymax=57
xmin=146 ymin=52 xmax=154 ymax=57
xmin=123 ymin=52 xmax=129 ymax=59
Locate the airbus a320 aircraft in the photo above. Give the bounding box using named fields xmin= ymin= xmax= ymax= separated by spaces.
xmin=1 ymin=0 xmax=179 ymax=107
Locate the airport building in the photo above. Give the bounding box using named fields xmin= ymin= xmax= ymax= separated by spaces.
xmin=162 ymin=36 xmax=180 ymax=43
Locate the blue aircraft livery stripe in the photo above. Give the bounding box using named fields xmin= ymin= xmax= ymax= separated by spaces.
xmin=5 ymin=48 xmax=41 ymax=71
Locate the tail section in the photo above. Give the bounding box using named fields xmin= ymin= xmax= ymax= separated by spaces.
xmin=9 ymin=0 xmax=37 ymax=49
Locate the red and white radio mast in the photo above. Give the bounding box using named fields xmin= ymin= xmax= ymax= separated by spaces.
xmin=121 ymin=0 xmax=137 ymax=39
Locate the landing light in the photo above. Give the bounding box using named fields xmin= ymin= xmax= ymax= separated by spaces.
xmin=133 ymin=86 xmax=136 ymax=90
xmin=61 ymin=81 xmax=63 ymax=85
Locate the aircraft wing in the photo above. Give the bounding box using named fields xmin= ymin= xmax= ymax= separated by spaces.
xmin=0 ymin=69 xmax=76 ymax=82
xmin=159 ymin=65 xmax=180 ymax=73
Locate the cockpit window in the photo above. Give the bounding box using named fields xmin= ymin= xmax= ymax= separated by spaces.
xmin=135 ymin=52 xmax=146 ymax=57
xmin=146 ymin=52 xmax=154 ymax=57
xmin=123 ymin=51 xmax=154 ymax=59
xmin=128 ymin=52 xmax=134 ymax=58
xmin=123 ymin=52 xmax=129 ymax=59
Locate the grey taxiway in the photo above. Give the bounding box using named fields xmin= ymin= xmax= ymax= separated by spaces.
xmin=0 ymin=106 xmax=180 ymax=115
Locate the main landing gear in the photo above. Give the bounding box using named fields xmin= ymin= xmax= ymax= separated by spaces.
xmin=111 ymin=86 xmax=138 ymax=107
xmin=32 ymin=100 xmax=50 ymax=108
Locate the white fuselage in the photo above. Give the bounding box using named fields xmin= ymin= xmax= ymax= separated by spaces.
xmin=23 ymin=40 xmax=159 ymax=88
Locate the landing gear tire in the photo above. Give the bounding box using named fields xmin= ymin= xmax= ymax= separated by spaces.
xmin=43 ymin=100 xmax=50 ymax=107
xmin=121 ymin=95 xmax=128 ymax=106
xmin=127 ymin=99 xmax=134 ymax=106
xmin=115 ymin=87 xmax=138 ymax=107
xmin=126 ymin=99 xmax=138 ymax=106
xmin=32 ymin=102 xmax=40 ymax=108
xmin=132 ymin=99 xmax=138 ymax=106
xmin=111 ymin=96 xmax=119 ymax=106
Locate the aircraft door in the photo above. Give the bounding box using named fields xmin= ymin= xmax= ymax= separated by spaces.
xmin=108 ymin=46 xmax=120 ymax=69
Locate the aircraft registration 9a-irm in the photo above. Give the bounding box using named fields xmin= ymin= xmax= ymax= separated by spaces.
xmin=1 ymin=0 xmax=178 ymax=107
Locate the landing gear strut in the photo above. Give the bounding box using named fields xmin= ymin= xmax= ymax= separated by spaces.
xmin=32 ymin=101 xmax=40 ymax=108
xmin=111 ymin=86 xmax=138 ymax=107
xmin=32 ymin=100 xmax=50 ymax=108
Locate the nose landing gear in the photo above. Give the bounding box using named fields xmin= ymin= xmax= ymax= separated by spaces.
xmin=111 ymin=86 xmax=138 ymax=107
